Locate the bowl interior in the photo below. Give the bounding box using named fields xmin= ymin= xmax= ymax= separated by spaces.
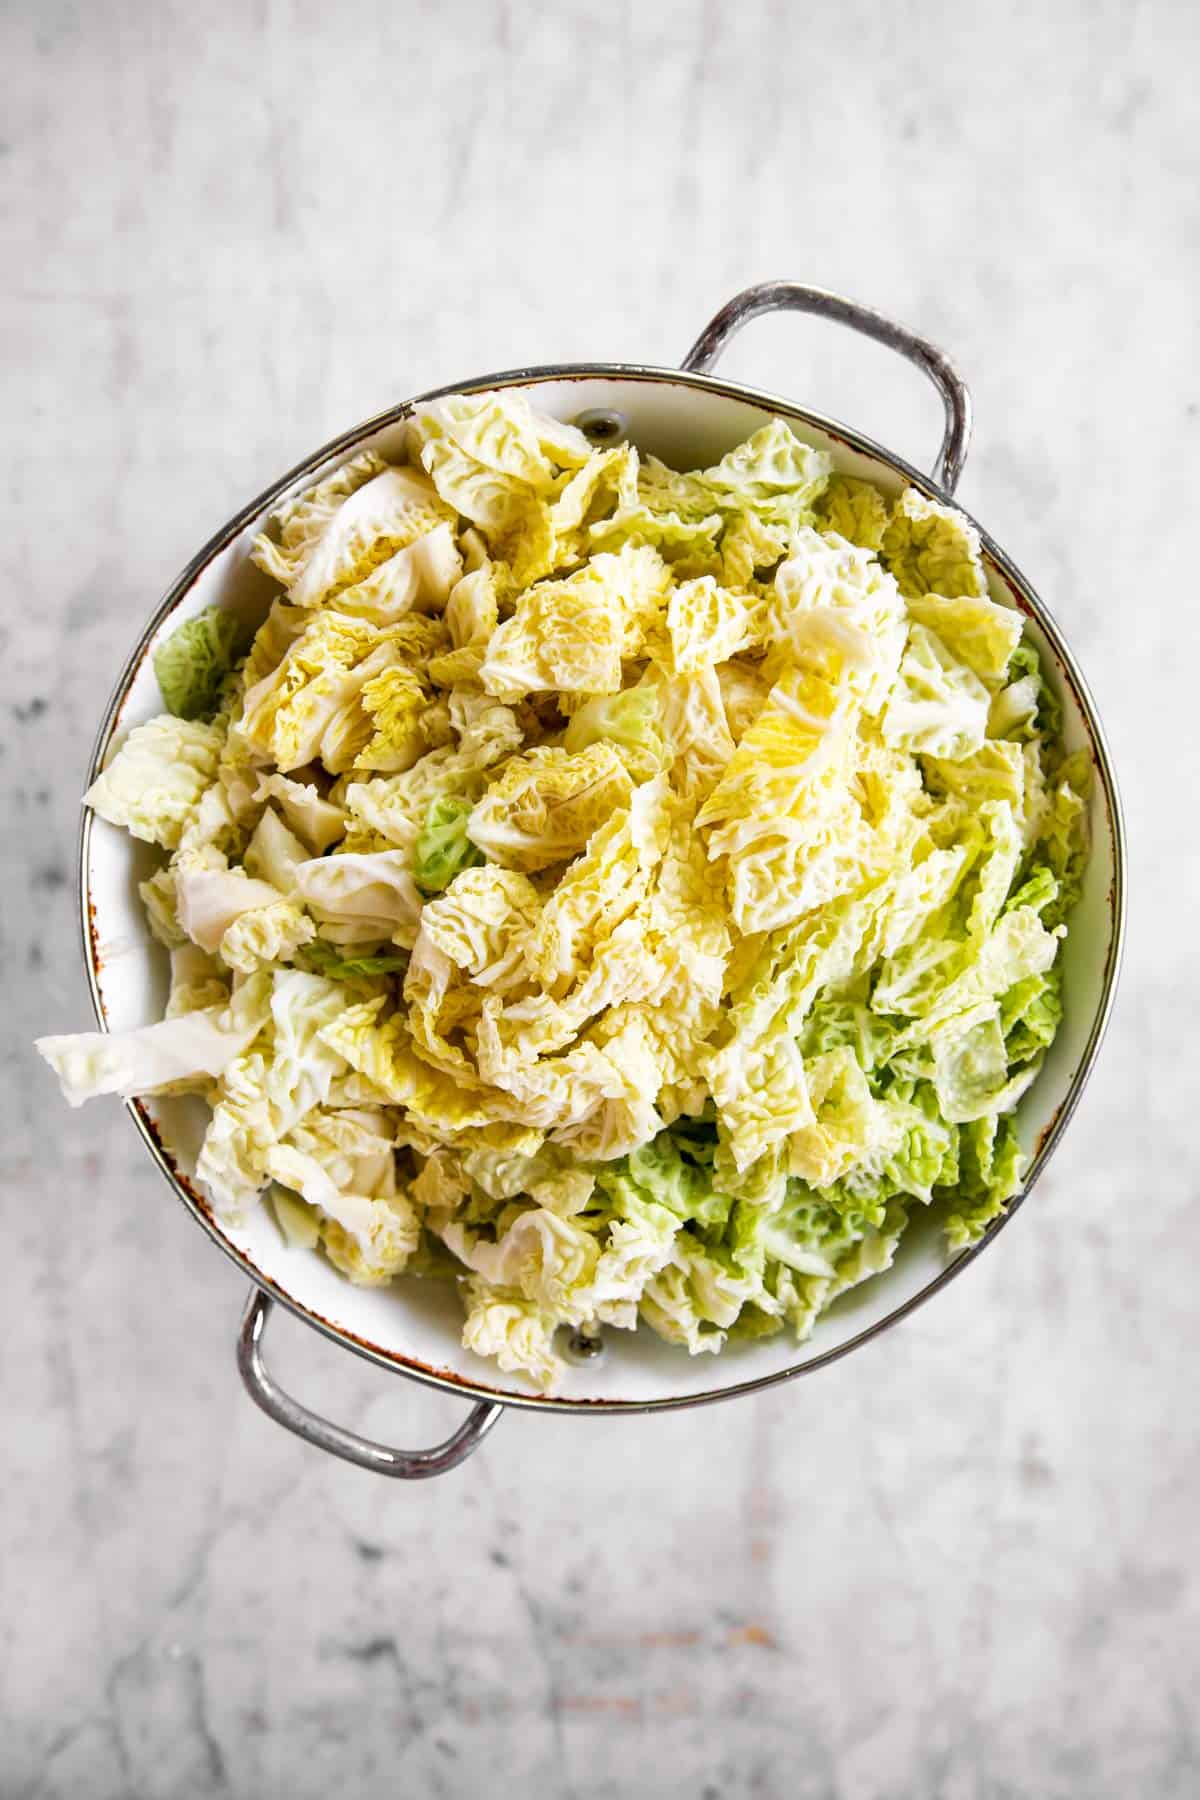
xmin=85 ymin=371 xmax=1122 ymax=1410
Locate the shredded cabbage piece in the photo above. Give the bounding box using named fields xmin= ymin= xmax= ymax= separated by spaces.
xmin=154 ymin=606 xmax=244 ymax=721
xmin=84 ymin=715 xmax=224 ymax=849
xmin=42 ymin=392 xmax=1087 ymax=1392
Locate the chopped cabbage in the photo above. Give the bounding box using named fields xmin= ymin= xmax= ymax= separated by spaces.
xmin=562 ymin=685 xmax=666 ymax=782
xmin=667 ymin=576 xmax=758 ymax=674
xmin=423 ymin=870 xmax=532 ymax=980
xmin=220 ymin=898 xmax=315 ymax=974
xmin=291 ymin=848 xmax=422 ymax=946
xmin=154 ymin=606 xmax=243 ymax=721
xmin=907 ymin=591 xmax=1023 ymax=682
xmin=479 ymin=543 xmax=670 ymax=701
xmin=287 ymin=467 xmax=455 ymax=609
xmin=413 ymin=794 xmax=485 ymax=894
xmin=881 ymin=486 xmax=988 ymax=600
xmin=43 ymin=395 xmax=1087 ymax=1392
xmin=252 ymin=773 xmax=347 ymax=853
xmin=296 ymin=940 xmax=409 ymax=981
xmin=175 ymin=863 xmax=287 ymax=953
xmin=815 ymin=476 xmax=890 ymax=550
xmin=84 ymin=715 xmax=224 ymax=849
xmin=333 ymin=522 xmax=462 ymax=623
xmin=195 ymin=971 xmax=358 ymax=1215
xmin=243 ymin=805 xmax=310 ymax=894
xmin=250 ymin=450 xmax=387 ymax=587
xmin=139 ymin=864 xmax=186 ymax=946
xmin=239 ymin=611 xmax=445 ymax=773
xmin=466 ymin=743 xmax=633 ymax=871
xmin=701 ymin=420 xmax=832 ymax=528
xmin=881 ymin=623 xmax=990 ymax=760
xmin=166 ymin=943 xmax=229 ymax=1018
xmin=37 ymin=972 xmax=271 ymax=1106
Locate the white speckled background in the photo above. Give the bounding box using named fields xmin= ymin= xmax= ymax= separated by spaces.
xmin=4 ymin=0 xmax=1196 ymax=1793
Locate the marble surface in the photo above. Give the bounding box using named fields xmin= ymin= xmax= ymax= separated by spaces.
xmin=4 ymin=0 xmax=1197 ymax=1793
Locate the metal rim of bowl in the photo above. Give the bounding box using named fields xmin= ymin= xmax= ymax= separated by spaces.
xmin=77 ymin=359 xmax=1128 ymax=1416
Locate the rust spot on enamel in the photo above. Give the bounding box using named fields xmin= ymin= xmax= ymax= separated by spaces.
xmin=1034 ymin=1098 xmax=1069 ymax=1163
xmin=87 ymin=896 xmax=103 ymax=981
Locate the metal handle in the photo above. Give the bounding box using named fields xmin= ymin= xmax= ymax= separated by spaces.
xmin=237 ymin=1288 xmax=502 ymax=1479
xmin=681 ymin=280 xmax=972 ymax=494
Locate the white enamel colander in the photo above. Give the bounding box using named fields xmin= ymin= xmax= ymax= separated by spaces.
xmin=77 ymin=283 xmax=1126 ymax=1478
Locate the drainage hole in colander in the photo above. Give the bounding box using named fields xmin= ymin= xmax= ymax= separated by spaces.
xmin=564 ymin=1328 xmax=607 ymax=1365
xmin=575 ymin=408 xmax=627 ymax=444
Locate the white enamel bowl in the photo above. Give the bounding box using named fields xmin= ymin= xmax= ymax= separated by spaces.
xmin=78 ymin=284 xmax=1125 ymax=1477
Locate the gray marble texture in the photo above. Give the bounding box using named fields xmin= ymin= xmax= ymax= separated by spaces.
xmin=3 ymin=0 xmax=1196 ymax=1794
